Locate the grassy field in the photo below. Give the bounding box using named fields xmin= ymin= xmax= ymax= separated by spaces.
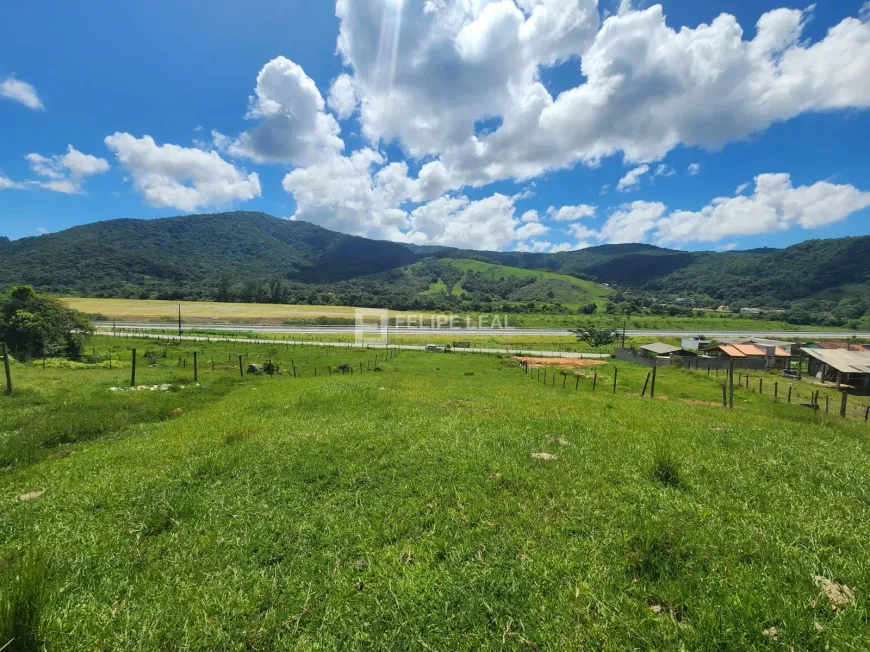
xmin=2 ymin=335 xmax=870 ymax=649
xmin=61 ymin=297 xmax=850 ymax=332
xmin=444 ymin=259 xmax=613 ymax=306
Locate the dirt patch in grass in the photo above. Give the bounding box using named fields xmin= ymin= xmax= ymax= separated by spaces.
xmin=515 ymin=357 xmax=607 ymax=369
xmin=813 ymin=575 xmax=856 ymax=610
xmin=680 ymin=399 xmax=723 ymax=408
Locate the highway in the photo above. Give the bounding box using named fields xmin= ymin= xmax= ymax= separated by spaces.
xmin=95 ymin=322 xmax=870 ymax=340
xmin=95 ymin=330 xmax=612 ymax=359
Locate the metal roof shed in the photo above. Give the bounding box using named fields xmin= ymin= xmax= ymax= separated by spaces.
xmin=640 ymin=343 xmax=684 ymax=356
xmin=802 ymin=348 xmax=870 ymax=390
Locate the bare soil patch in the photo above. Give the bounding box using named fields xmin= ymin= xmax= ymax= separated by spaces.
xmin=515 ymin=357 xmax=607 ymax=369
xmin=813 ymin=575 xmax=856 ymax=610
xmin=680 ymin=399 xmax=723 ymax=408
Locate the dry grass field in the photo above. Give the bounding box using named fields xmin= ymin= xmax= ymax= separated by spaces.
xmin=62 ymin=298 xmax=367 ymax=323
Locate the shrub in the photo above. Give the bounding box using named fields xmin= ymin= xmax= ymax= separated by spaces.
xmin=0 ymin=286 xmax=93 ymax=361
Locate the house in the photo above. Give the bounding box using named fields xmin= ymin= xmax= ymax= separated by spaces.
xmin=803 ymin=341 xmax=869 ymax=353
xmin=706 ymin=343 xmax=792 ymax=369
xmin=802 ymin=348 xmax=870 ymax=391
xmin=681 ymin=337 xmax=713 ymax=351
xmin=673 ymin=298 xmax=692 ymax=307
xmin=720 ymin=337 xmax=796 ymax=355
xmin=740 ymin=307 xmax=763 ymax=315
xmin=639 ymin=343 xmax=695 ymax=360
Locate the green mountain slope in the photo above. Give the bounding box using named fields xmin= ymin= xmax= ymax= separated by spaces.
xmin=0 ymin=212 xmax=416 ymax=296
xmin=424 ymin=259 xmax=612 ymax=305
xmin=0 ymin=211 xmax=867 ymax=309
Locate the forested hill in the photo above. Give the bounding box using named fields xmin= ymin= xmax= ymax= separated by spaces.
xmin=0 ymin=211 xmax=868 ymax=307
xmin=464 ymin=238 xmax=870 ymax=306
xmin=0 ymin=212 xmax=416 ymax=295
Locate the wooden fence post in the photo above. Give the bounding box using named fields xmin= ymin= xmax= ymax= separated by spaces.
xmin=238 ymin=355 xmax=244 ymax=378
xmin=562 ymin=374 xmax=567 ymax=389
xmin=774 ymin=382 xmax=778 ymax=400
xmin=759 ymin=378 xmax=763 ymax=394
xmin=787 ymin=385 xmax=792 ymax=404
xmin=841 ymin=392 xmax=848 ymax=419
xmin=593 ymin=372 xmax=598 ymax=392
xmin=825 ymin=395 xmax=829 ymax=414
xmin=131 ymin=348 xmax=137 ymax=387
xmin=721 ymin=384 xmax=727 ymax=407
xmin=865 ymin=405 xmax=869 ymax=422
xmin=641 ymin=372 xmax=651 ymax=397
xmin=728 ymin=361 xmax=735 ymax=409
xmin=650 ymin=365 xmax=657 ymax=398
xmin=1 ymin=343 xmax=11 ymax=395
xmin=193 ymin=351 xmax=198 ymax=382
xmin=613 ymin=368 xmax=618 ymax=394
xmin=575 ymin=375 xmax=580 ymax=391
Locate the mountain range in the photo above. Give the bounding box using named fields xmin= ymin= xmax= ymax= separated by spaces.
xmin=1 ymin=211 xmax=868 ymax=309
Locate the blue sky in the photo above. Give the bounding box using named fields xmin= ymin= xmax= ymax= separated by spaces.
xmin=1 ymin=0 xmax=869 ymax=253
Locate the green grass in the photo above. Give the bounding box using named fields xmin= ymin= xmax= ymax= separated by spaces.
xmin=447 ymin=258 xmax=612 ymax=305
xmin=421 ymin=278 xmax=448 ymax=296
xmin=1 ymin=337 xmax=870 ymax=649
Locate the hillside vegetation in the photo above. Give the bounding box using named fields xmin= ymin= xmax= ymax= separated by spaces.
xmin=1 ymin=212 xmax=868 ymax=312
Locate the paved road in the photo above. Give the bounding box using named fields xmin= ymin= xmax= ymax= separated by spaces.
xmin=96 ymin=330 xmax=612 ymax=359
xmin=95 ymin=322 xmax=870 ymax=340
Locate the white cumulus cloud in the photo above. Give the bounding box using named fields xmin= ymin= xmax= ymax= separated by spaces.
xmin=1 ymin=75 xmax=43 ymax=110
xmin=331 ymin=3 xmax=870 ymax=191
xmin=595 ymin=173 xmax=870 ymax=245
xmin=546 ymin=204 xmax=596 ymax=221
xmin=327 ymin=73 xmax=358 ymax=120
xmin=656 ymin=173 xmax=870 ymax=243
xmin=616 ymin=165 xmax=649 ymax=192
xmin=105 ymin=133 xmax=261 ymax=212
xmin=598 ymin=201 xmax=668 ymax=244
xmin=228 ymin=57 xmax=344 ymax=166
xmin=25 ymin=145 xmax=109 ymax=194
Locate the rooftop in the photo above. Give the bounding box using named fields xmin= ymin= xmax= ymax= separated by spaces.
xmin=640 ymin=342 xmax=684 ymax=355
xmin=802 ymin=348 xmax=870 ymax=374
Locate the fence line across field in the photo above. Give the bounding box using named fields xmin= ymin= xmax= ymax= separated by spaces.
xmin=524 ymin=353 xmax=869 ymax=422
xmin=5 ymin=334 xmax=869 ymax=423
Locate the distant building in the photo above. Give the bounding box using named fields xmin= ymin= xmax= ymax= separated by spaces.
xmin=706 ymin=343 xmax=792 ymax=369
xmin=673 ymin=298 xmax=692 ymax=307
xmin=681 ymin=337 xmax=713 ymax=351
xmin=740 ymin=308 xmax=763 ymax=315
xmin=717 ymin=305 xmax=730 ymax=312
xmin=802 ymin=348 xmax=870 ymax=390
xmin=720 ymin=337 xmax=795 ymax=355
xmin=639 ymin=342 xmax=694 ymax=360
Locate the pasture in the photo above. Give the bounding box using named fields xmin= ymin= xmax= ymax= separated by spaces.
xmin=60 ymin=296 xmax=846 ymax=331
xmin=2 ymin=336 xmax=870 ymax=649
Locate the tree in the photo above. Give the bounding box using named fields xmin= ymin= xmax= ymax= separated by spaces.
xmin=215 ymin=276 xmax=232 ymax=302
xmin=0 ymin=286 xmax=93 ymax=360
xmin=570 ymin=325 xmax=616 ymax=349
